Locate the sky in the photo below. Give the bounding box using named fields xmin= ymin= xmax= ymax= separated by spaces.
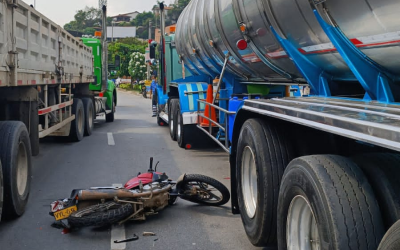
xmin=24 ymin=0 xmax=175 ymax=26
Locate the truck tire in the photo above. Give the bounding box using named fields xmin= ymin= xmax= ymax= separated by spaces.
xmin=106 ymin=99 xmax=115 ymax=123
xmin=0 ymin=160 xmax=3 ymax=220
xmin=68 ymin=98 xmax=85 ymax=142
xmin=0 ymin=121 xmax=32 ymax=218
xmin=177 ymin=103 xmax=189 ymax=148
xmin=378 ymin=220 xmax=400 ymax=250
xmin=82 ymin=98 xmax=94 ymax=136
xmin=278 ymin=155 xmax=384 ymax=250
xmin=352 ymin=153 xmax=400 ymax=230
xmin=236 ymin=119 xmax=293 ymax=247
xmin=169 ymin=99 xmax=179 ymax=141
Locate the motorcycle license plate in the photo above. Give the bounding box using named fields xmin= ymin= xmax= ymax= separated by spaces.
xmin=53 ymin=206 xmax=77 ymax=221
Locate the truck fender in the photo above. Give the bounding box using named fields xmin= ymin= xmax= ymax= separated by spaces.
xmin=156 ymin=86 xmax=168 ymax=105
xmin=177 ymin=83 xmax=208 ymax=113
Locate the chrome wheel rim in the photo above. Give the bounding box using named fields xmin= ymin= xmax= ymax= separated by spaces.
xmin=287 ymin=195 xmax=320 ymax=250
xmin=177 ymin=115 xmax=181 ymax=139
xmin=241 ymin=146 xmax=257 ymax=218
xmin=170 ymin=113 xmax=174 ymax=133
xmin=17 ymin=142 xmax=28 ymax=195
xmin=184 ymin=181 xmax=223 ymax=203
xmin=88 ymin=104 xmax=93 ymax=129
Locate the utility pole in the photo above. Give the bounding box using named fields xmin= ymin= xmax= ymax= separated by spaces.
xmin=159 ymin=3 xmax=166 ymax=94
xmin=112 ymin=20 xmax=114 ymax=42
xmin=100 ymin=0 xmax=108 ymax=90
xmin=147 ymin=21 xmax=152 ymax=80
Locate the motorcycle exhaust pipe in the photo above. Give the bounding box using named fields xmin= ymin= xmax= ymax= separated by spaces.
xmin=77 ymin=185 xmax=171 ymax=200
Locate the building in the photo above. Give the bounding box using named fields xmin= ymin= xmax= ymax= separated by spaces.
xmin=107 ymin=26 xmax=137 ymax=41
xmin=155 ymin=24 xmax=176 ymax=43
xmin=111 ymin=11 xmax=140 ymax=22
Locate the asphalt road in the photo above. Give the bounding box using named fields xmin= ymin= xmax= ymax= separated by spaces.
xmin=0 ymin=90 xmax=259 ymax=250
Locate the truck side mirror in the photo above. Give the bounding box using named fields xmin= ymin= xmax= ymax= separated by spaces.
xmin=150 ymin=41 xmax=157 ymax=59
xmin=150 ymin=46 xmax=156 ymax=59
xmin=115 ymin=55 xmax=121 ymax=68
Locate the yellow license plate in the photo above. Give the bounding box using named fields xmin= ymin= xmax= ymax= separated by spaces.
xmin=53 ymin=206 xmax=77 ymax=221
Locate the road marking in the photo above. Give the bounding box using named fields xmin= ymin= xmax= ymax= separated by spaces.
xmin=111 ymin=184 xmax=125 ymax=250
xmin=108 ymin=133 xmax=115 ymax=146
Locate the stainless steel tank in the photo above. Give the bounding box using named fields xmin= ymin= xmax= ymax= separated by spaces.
xmin=175 ymin=0 xmax=400 ymax=83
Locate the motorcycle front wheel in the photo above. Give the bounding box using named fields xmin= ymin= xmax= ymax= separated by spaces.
xmin=180 ymin=174 xmax=230 ymax=206
xmin=68 ymin=201 xmax=133 ymax=228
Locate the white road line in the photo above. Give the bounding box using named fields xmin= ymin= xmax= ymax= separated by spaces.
xmin=111 ymin=184 xmax=126 ymax=250
xmin=107 ymin=132 xmax=115 ymax=146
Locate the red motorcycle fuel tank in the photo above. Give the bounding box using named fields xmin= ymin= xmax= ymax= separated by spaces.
xmin=124 ymin=172 xmax=164 ymax=190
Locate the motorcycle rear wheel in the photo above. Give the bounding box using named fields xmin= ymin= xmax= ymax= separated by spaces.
xmin=68 ymin=201 xmax=133 ymax=228
xmin=180 ymin=174 xmax=230 ymax=206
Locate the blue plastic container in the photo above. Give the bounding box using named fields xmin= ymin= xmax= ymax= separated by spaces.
xmin=228 ymin=97 xmax=245 ymax=142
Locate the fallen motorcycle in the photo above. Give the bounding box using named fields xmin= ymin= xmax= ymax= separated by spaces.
xmin=49 ymin=158 xmax=230 ymax=228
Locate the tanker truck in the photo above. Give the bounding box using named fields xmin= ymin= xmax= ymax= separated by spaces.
xmin=0 ymin=1 xmax=116 ymax=220
xmin=154 ymin=0 xmax=400 ymax=249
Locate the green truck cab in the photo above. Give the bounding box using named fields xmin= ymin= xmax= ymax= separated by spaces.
xmin=81 ymin=37 xmax=117 ymax=119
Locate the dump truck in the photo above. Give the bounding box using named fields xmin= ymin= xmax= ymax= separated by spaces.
xmin=155 ymin=0 xmax=400 ymax=249
xmin=0 ymin=0 xmax=116 ymax=220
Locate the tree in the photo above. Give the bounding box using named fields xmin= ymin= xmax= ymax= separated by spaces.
xmin=83 ymin=27 xmax=96 ymax=35
xmin=130 ymin=11 xmax=155 ymax=39
xmin=130 ymin=11 xmax=154 ymax=27
xmin=169 ymin=0 xmax=190 ymax=21
xmin=108 ymin=38 xmax=147 ymax=78
xmin=128 ymin=52 xmax=147 ymax=82
xmin=64 ymin=7 xmax=103 ymax=33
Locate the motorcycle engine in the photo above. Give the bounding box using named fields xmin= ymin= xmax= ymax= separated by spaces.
xmin=142 ymin=182 xmax=170 ymax=211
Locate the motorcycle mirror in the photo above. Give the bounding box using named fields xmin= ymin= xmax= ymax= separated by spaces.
xmin=154 ymin=161 xmax=160 ymax=172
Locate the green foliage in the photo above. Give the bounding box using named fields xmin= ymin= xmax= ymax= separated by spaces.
xmin=130 ymin=11 xmax=154 ymax=27
xmin=108 ymin=39 xmax=147 ymax=77
xmin=131 ymin=11 xmax=155 ymax=39
xmin=169 ymin=0 xmax=191 ymax=21
xmin=134 ymin=84 xmax=141 ymax=91
xmin=117 ymin=37 xmax=147 ymax=46
xmin=64 ymin=7 xmax=102 ymax=33
xmin=83 ymin=27 xmax=96 ymax=35
xmin=128 ymin=52 xmax=147 ymax=81
xmin=119 ymin=83 xmax=141 ymax=92
xmin=119 ymin=83 xmax=132 ymax=90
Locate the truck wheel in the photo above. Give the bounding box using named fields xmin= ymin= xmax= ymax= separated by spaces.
xmin=106 ymin=99 xmax=115 ymax=123
xmin=352 ymin=153 xmax=400 ymax=230
xmin=82 ymin=98 xmax=94 ymax=136
xmin=69 ymin=98 xmax=85 ymax=142
xmin=0 ymin=121 xmax=32 ymax=218
xmin=169 ymin=99 xmax=179 ymax=141
xmin=378 ymin=220 xmax=400 ymax=250
xmin=278 ymin=155 xmax=384 ymax=250
xmin=236 ymin=119 xmax=293 ymax=247
xmin=0 ymin=160 xmax=3 ymax=220
xmin=177 ymin=103 xmax=189 ymax=148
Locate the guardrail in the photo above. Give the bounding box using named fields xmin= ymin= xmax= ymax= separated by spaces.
xmin=197 ymin=99 xmax=236 ymax=153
